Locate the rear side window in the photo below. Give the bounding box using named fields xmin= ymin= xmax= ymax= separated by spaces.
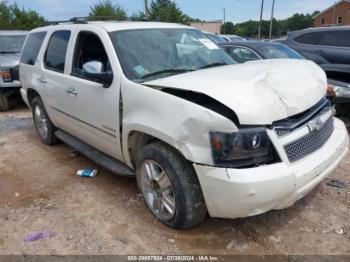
xmin=294 ymin=32 xmax=323 ymax=45
xmin=20 ymin=32 xmax=47 ymax=65
xmin=44 ymin=30 xmax=71 ymax=73
xmin=319 ymin=31 xmax=350 ymax=47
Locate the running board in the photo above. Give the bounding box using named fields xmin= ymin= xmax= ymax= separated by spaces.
xmin=55 ymin=130 xmax=135 ymax=177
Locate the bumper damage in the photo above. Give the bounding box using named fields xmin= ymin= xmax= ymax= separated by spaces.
xmin=194 ymin=118 xmax=349 ymax=219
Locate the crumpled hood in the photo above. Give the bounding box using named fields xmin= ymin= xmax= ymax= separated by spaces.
xmin=0 ymin=53 xmax=20 ymax=68
xmin=144 ymin=59 xmax=327 ymax=125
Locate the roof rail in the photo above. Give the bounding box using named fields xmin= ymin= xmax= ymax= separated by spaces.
xmin=46 ymin=17 xmax=88 ymax=25
xmin=45 ymin=16 xmax=146 ymax=26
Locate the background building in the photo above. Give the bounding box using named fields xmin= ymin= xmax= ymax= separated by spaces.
xmin=190 ymin=20 xmax=222 ymax=34
xmin=314 ymin=0 xmax=350 ymax=27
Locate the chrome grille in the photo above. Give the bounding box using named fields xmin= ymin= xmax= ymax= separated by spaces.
xmin=284 ymin=117 xmax=334 ymax=163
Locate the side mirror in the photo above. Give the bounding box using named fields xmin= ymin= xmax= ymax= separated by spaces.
xmin=82 ymin=61 xmax=113 ymax=88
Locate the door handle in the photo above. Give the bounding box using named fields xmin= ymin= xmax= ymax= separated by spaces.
xmin=65 ymin=87 xmax=78 ymax=96
xmin=37 ymin=76 xmax=47 ymax=84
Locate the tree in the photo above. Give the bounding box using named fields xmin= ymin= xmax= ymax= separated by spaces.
xmin=148 ymin=0 xmax=187 ymax=24
xmin=89 ymin=0 xmax=127 ymax=21
xmin=0 ymin=1 xmax=11 ymax=29
xmin=0 ymin=1 xmax=45 ymax=30
xmin=221 ymin=22 xmax=234 ymax=34
xmin=10 ymin=3 xmax=45 ymax=30
xmin=230 ymin=11 xmax=319 ymax=39
xmin=130 ymin=11 xmax=147 ymax=21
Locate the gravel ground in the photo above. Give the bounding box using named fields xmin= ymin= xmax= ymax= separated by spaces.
xmin=0 ymin=105 xmax=349 ymax=255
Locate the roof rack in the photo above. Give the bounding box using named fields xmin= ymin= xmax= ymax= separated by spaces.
xmin=46 ymin=16 xmax=150 ymax=26
xmin=46 ymin=17 xmax=88 ymax=25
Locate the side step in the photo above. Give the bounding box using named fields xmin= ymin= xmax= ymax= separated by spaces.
xmin=55 ymin=130 xmax=135 ymax=177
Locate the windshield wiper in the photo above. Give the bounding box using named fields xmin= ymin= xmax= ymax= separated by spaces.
xmin=141 ymin=68 xmax=194 ymax=80
xmin=200 ymin=62 xmax=228 ymax=69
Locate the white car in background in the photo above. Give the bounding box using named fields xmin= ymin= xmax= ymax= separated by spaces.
xmin=20 ymin=21 xmax=348 ymax=229
xmin=220 ymin=34 xmax=247 ymax=42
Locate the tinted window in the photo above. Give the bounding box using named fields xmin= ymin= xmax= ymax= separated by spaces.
xmin=294 ymin=32 xmax=323 ymax=45
xmin=20 ymin=32 xmax=46 ymax=65
xmin=44 ymin=31 xmax=71 ymax=73
xmin=226 ymin=46 xmax=260 ymax=63
xmin=259 ymin=44 xmax=304 ymax=59
xmin=319 ymin=31 xmax=350 ymax=47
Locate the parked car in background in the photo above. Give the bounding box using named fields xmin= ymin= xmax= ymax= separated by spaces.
xmin=219 ymin=41 xmax=304 ymax=63
xmin=20 ymin=21 xmax=348 ymax=229
xmin=219 ymin=40 xmax=350 ymax=117
xmin=220 ymin=34 xmax=246 ymax=42
xmin=279 ymin=26 xmax=350 ymax=81
xmin=203 ymin=31 xmax=226 ymax=44
xmin=0 ymin=30 xmax=28 ymax=111
xmin=280 ymin=26 xmax=350 ymax=117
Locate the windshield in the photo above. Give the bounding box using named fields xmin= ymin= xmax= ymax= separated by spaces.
xmin=259 ymin=44 xmax=304 ymax=59
xmin=110 ymin=29 xmax=235 ymax=82
xmin=0 ymin=34 xmax=27 ymax=53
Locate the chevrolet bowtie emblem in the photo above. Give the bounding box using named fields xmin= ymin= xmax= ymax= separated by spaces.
xmin=307 ymin=118 xmax=324 ymax=133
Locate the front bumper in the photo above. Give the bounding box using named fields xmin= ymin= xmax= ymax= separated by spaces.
xmin=0 ymin=80 xmax=21 ymax=89
xmin=194 ymin=118 xmax=349 ymax=219
xmin=20 ymin=88 xmax=30 ymax=107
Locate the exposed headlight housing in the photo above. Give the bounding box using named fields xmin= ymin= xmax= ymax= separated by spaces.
xmin=328 ymin=84 xmax=350 ymax=98
xmin=210 ymin=128 xmax=280 ymax=168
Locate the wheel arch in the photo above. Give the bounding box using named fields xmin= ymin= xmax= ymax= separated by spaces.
xmin=27 ymin=88 xmax=41 ymax=107
xmin=124 ymin=128 xmax=193 ymax=169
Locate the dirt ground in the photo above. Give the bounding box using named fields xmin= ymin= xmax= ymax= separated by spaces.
xmin=0 ymin=104 xmax=349 ymax=256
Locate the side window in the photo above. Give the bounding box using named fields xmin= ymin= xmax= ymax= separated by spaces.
xmin=20 ymin=32 xmax=47 ymax=65
xmin=44 ymin=30 xmax=71 ymax=73
xmin=319 ymin=31 xmax=350 ymax=47
xmin=294 ymin=32 xmax=323 ymax=45
xmin=72 ymin=32 xmax=111 ymax=81
xmin=227 ymin=47 xmax=260 ymax=63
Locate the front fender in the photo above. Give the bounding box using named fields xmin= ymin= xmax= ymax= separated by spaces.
xmin=121 ymin=78 xmax=237 ymax=167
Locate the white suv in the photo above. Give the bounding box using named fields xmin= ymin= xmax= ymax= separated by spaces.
xmin=20 ymin=21 xmax=349 ymax=229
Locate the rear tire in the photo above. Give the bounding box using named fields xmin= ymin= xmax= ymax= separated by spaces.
xmin=31 ymin=96 xmax=58 ymax=145
xmin=0 ymin=94 xmax=10 ymax=111
xmin=136 ymin=141 xmax=207 ymax=229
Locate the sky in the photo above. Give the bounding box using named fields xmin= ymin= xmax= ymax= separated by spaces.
xmin=8 ymin=0 xmax=338 ymax=23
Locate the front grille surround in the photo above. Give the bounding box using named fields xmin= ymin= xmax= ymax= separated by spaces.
xmin=273 ymin=98 xmax=330 ymax=137
xmin=283 ymin=117 xmax=334 ymax=163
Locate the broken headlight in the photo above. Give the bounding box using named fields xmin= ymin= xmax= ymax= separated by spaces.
xmin=327 ymin=84 xmax=350 ymax=99
xmin=210 ymin=128 xmax=279 ymax=168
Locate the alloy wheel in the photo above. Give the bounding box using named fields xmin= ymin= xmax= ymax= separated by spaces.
xmin=140 ymin=159 xmax=176 ymax=221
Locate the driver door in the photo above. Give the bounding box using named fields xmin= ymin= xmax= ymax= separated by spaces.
xmin=59 ymin=28 xmax=124 ymax=161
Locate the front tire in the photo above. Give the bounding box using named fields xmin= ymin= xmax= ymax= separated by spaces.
xmin=31 ymin=97 xmax=58 ymax=145
xmin=136 ymin=142 xmax=207 ymax=229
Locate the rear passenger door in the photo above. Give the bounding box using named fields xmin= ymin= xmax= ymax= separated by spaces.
xmin=317 ymin=30 xmax=350 ymax=65
xmin=39 ymin=30 xmax=74 ymax=133
xmin=291 ymin=31 xmax=329 ymax=64
xmin=57 ymin=28 xmax=124 ymax=161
